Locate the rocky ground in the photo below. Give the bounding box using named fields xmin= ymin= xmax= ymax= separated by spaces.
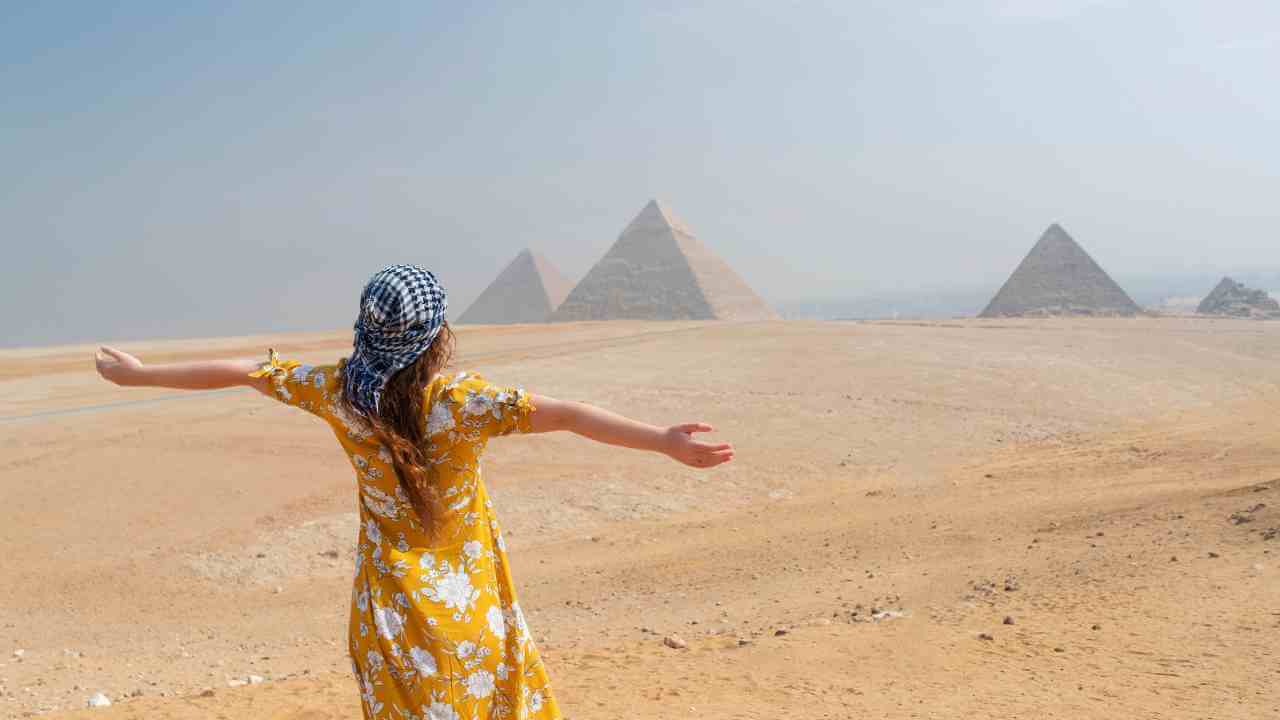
xmin=2 ymin=318 xmax=1278 ymax=719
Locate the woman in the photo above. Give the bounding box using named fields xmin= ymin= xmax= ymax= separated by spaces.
xmin=95 ymin=264 xmax=734 ymax=720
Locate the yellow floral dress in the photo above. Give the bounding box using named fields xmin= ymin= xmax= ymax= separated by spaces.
xmin=253 ymin=352 xmax=561 ymax=720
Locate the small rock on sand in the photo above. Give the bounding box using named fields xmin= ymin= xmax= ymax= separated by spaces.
xmin=663 ymin=635 xmax=687 ymax=650
xmin=86 ymin=692 xmax=111 ymax=708
xmin=1003 ymin=616 xmax=1015 ymax=625
xmin=978 ymin=633 xmax=994 ymax=641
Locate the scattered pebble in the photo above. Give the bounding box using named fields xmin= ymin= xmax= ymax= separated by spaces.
xmin=870 ymin=608 xmax=908 ymax=623
xmin=248 ymin=675 xmax=264 ymax=685
xmin=736 ymin=639 xmax=753 ymax=647
xmin=1208 ymin=552 xmax=1220 ymax=559
xmin=773 ymin=628 xmax=789 ymax=637
xmin=1053 ymin=646 xmax=1065 ymax=653
xmin=319 ymin=549 xmax=340 ymax=559
xmin=1003 ymin=576 xmax=1020 ymax=592
xmin=86 ymin=692 xmax=111 ymax=708
xmin=978 ymin=633 xmax=994 ymax=641
xmin=11 ymin=649 xmax=24 ymax=660
xmin=662 ymin=635 xmax=687 ymax=650
xmin=199 ymin=688 xmax=216 ymax=698
xmin=1091 ymin=624 xmax=1102 ymax=631
xmin=1003 ymin=616 xmax=1015 ymax=626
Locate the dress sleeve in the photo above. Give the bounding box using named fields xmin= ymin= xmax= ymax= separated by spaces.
xmin=441 ymin=372 xmax=537 ymax=440
xmin=249 ymin=349 xmax=334 ymax=419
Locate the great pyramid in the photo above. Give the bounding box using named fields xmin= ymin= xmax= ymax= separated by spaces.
xmin=551 ymin=200 xmax=777 ymax=322
xmin=1197 ymin=277 xmax=1280 ymax=318
xmin=456 ymin=249 xmax=574 ymax=324
xmin=980 ymin=223 xmax=1140 ymax=318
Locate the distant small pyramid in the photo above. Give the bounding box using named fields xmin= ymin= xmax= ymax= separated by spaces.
xmin=551 ymin=200 xmax=777 ymax=322
xmin=1197 ymin=277 xmax=1280 ymax=318
xmin=456 ymin=249 xmax=573 ymax=324
xmin=980 ymin=224 xmax=1140 ymax=318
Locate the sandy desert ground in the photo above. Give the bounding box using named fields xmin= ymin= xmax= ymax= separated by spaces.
xmin=1 ymin=318 xmax=1278 ymax=719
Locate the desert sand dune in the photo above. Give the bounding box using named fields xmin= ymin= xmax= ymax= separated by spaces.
xmin=2 ymin=319 xmax=1277 ymax=718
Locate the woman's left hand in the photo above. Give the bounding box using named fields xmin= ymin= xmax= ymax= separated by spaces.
xmin=95 ymin=346 xmax=144 ymax=386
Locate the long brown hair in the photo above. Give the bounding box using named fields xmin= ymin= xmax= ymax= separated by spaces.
xmin=344 ymin=323 xmax=455 ymax=528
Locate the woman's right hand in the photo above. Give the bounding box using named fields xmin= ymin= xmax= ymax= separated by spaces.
xmin=95 ymin=346 xmax=144 ymax=386
xmin=662 ymin=423 xmax=735 ymax=469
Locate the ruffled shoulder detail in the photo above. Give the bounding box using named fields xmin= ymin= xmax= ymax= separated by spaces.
xmin=248 ymin=348 xmax=302 ymax=381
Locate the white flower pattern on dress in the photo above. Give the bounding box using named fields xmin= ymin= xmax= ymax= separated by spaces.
xmin=486 ymin=605 xmax=506 ymax=639
xmin=461 ymin=391 xmax=495 ymax=418
xmin=258 ymin=361 xmax=555 ymax=719
xmin=464 ymin=669 xmax=496 ymax=699
xmin=373 ymin=605 xmax=404 ymax=640
xmin=430 ymin=567 xmax=478 ymax=612
xmin=425 ymin=702 xmax=460 ymax=720
xmin=426 ymin=402 xmax=455 ymax=436
xmin=409 ymin=646 xmax=437 ymax=678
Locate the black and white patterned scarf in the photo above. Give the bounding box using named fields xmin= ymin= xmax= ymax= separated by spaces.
xmin=343 ymin=264 xmax=448 ymax=416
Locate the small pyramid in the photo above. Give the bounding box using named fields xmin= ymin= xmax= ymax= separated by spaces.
xmin=456 ymin=249 xmax=574 ymax=324
xmin=1197 ymin=277 xmax=1280 ymax=318
xmin=551 ymin=200 xmax=777 ymax=322
xmin=980 ymin=224 xmax=1140 ymax=318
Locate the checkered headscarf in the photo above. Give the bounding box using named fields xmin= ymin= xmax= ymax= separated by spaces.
xmin=343 ymin=264 xmax=448 ymax=416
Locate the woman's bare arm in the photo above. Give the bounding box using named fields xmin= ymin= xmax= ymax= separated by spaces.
xmin=527 ymin=395 xmax=734 ymax=469
xmin=95 ymin=346 xmax=271 ymax=395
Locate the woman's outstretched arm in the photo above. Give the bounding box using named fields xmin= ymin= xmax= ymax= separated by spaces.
xmin=95 ymin=346 xmax=271 ymax=394
xmin=527 ymin=395 xmax=734 ymax=469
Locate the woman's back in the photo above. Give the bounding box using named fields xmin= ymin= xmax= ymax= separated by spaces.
xmin=260 ymin=355 xmax=554 ymax=716
xmin=260 ymin=357 xmax=534 ymax=545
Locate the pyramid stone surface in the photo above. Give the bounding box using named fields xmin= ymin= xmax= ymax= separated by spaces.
xmin=456 ymin=249 xmax=574 ymax=324
xmin=551 ymin=200 xmax=777 ymax=322
xmin=980 ymin=224 xmax=1140 ymax=318
xmin=1197 ymin=277 xmax=1280 ymax=318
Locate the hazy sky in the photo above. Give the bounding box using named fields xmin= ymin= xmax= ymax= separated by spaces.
xmin=4 ymin=1 xmax=1279 ymax=346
